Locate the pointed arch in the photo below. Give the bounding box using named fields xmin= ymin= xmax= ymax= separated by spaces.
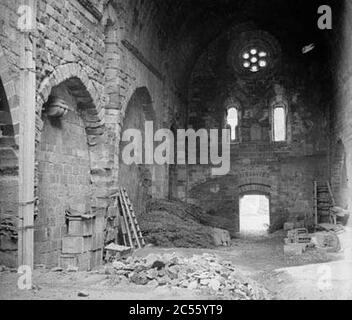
xmin=0 ymin=45 xmax=19 ymax=267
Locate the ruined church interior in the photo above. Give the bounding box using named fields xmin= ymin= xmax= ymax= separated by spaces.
xmin=0 ymin=0 xmax=352 ymax=300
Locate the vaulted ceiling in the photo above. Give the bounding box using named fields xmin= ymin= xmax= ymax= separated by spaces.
xmin=153 ymin=0 xmax=338 ymax=85
xmin=110 ymin=0 xmax=340 ymax=93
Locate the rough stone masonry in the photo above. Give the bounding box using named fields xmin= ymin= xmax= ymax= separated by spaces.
xmin=0 ymin=0 xmax=351 ymax=276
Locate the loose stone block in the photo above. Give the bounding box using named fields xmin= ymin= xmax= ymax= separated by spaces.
xmin=62 ymin=236 xmax=84 ymax=254
xmin=284 ymin=222 xmax=295 ymax=231
xmin=78 ymin=252 xmax=92 ymax=271
xmin=284 ymin=243 xmax=306 ymax=255
xmin=60 ymin=254 xmax=78 ymax=269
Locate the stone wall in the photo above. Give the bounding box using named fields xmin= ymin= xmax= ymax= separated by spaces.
xmin=0 ymin=78 xmax=19 ymax=267
xmin=171 ymin=26 xmax=331 ymax=234
xmin=118 ymin=88 xmax=154 ymax=218
xmin=182 ymin=155 xmax=327 ymax=236
xmin=32 ymin=0 xmax=186 ymax=267
xmin=329 ymin=1 xmax=352 ymax=210
xmin=35 ymin=83 xmax=93 ymax=267
xmin=0 ymin=0 xmax=21 ymax=267
xmin=0 ymin=0 xmax=345 ymax=267
xmin=1 ymin=0 xmax=186 ymax=267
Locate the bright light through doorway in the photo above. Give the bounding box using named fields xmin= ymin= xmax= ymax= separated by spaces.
xmin=239 ymin=194 xmax=270 ymax=235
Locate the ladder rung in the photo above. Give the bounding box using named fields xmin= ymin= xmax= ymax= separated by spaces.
xmin=118 ymin=187 xmax=145 ymax=249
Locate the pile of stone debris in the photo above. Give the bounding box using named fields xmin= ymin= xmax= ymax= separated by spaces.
xmin=139 ymin=199 xmax=231 ymax=248
xmin=107 ymin=252 xmax=269 ymax=300
xmin=283 ymin=224 xmax=342 ymax=256
xmin=0 ymin=265 xmax=16 ymax=273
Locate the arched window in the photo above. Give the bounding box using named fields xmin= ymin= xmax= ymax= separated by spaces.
xmin=272 ymin=105 xmax=286 ymax=142
xmin=226 ymin=107 xmax=239 ymax=141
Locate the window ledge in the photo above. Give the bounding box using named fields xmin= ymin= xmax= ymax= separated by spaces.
xmin=272 ymin=141 xmax=288 ymax=147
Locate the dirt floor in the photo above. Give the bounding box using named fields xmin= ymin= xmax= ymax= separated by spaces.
xmin=0 ymin=231 xmax=350 ymax=300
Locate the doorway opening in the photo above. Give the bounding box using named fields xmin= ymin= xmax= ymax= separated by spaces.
xmin=239 ymin=194 xmax=270 ymax=235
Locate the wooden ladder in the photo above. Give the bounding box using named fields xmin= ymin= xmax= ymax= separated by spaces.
xmin=118 ymin=187 xmax=146 ymax=249
xmin=314 ymin=181 xmax=336 ymax=226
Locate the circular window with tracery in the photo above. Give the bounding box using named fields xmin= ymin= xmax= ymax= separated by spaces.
xmin=242 ymin=48 xmax=268 ymax=73
xmin=228 ymin=30 xmax=281 ymax=78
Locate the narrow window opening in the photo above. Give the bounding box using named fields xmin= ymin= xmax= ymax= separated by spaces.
xmin=226 ymin=107 xmax=238 ymax=141
xmin=273 ymin=105 xmax=286 ymax=142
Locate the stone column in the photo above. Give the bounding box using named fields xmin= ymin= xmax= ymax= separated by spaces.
xmin=18 ymin=0 xmax=37 ymax=269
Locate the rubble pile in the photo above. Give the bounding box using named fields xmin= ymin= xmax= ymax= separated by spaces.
xmin=146 ymin=199 xmax=230 ymax=230
xmin=139 ymin=199 xmax=230 ymax=248
xmin=284 ymin=225 xmax=342 ymax=256
xmin=109 ymin=252 xmax=269 ymax=300
xmin=146 ymin=199 xmax=206 ymax=222
xmin=139 ymin=209 xmax=215 ymax=248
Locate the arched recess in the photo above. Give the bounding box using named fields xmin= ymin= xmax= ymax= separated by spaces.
xmin=0 ymin=45 xmax=20 ymax=143
xmin=0 ymin=78 xmax=19 ymax=267
xmin=0 ymin=45 xmax=19 ymax=267
xmin=35 ymin=64 xmax=106 ymax=268
xmin=118 ymin=87 xmax=156 ymax=218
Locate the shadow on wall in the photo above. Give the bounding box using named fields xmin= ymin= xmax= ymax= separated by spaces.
xmin=331 ymin=139 xmax=349 ymax=208
xmin=187 ymin=176 xmax=241 ymax=236
xmin=118 ymin=87 xmax=156 ymax=217
xmin=35 ymin=79 xmax=101 ymax=268
xmin=186 ymin=173 xmax=279 ymax=237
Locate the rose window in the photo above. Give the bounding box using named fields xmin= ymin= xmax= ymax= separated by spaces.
xmin=242 ymin=48 xmax=268 ymax=73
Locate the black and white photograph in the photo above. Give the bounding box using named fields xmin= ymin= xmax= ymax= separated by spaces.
xmin=0 ymin=0 xmax=351 ymax=305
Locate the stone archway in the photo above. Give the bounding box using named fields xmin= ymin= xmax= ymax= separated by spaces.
xmin=0 ymin=45 xmax=20 ymax=144
xmin=35 ymin=64 xmax=106 ymax=268
xmin=0 ymin=46 xmax=20 ymax=267
xmin=118 ymin=87 xmax=156 ymax=217
xmin=0 ymin=77 xmax=19 ymax=267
